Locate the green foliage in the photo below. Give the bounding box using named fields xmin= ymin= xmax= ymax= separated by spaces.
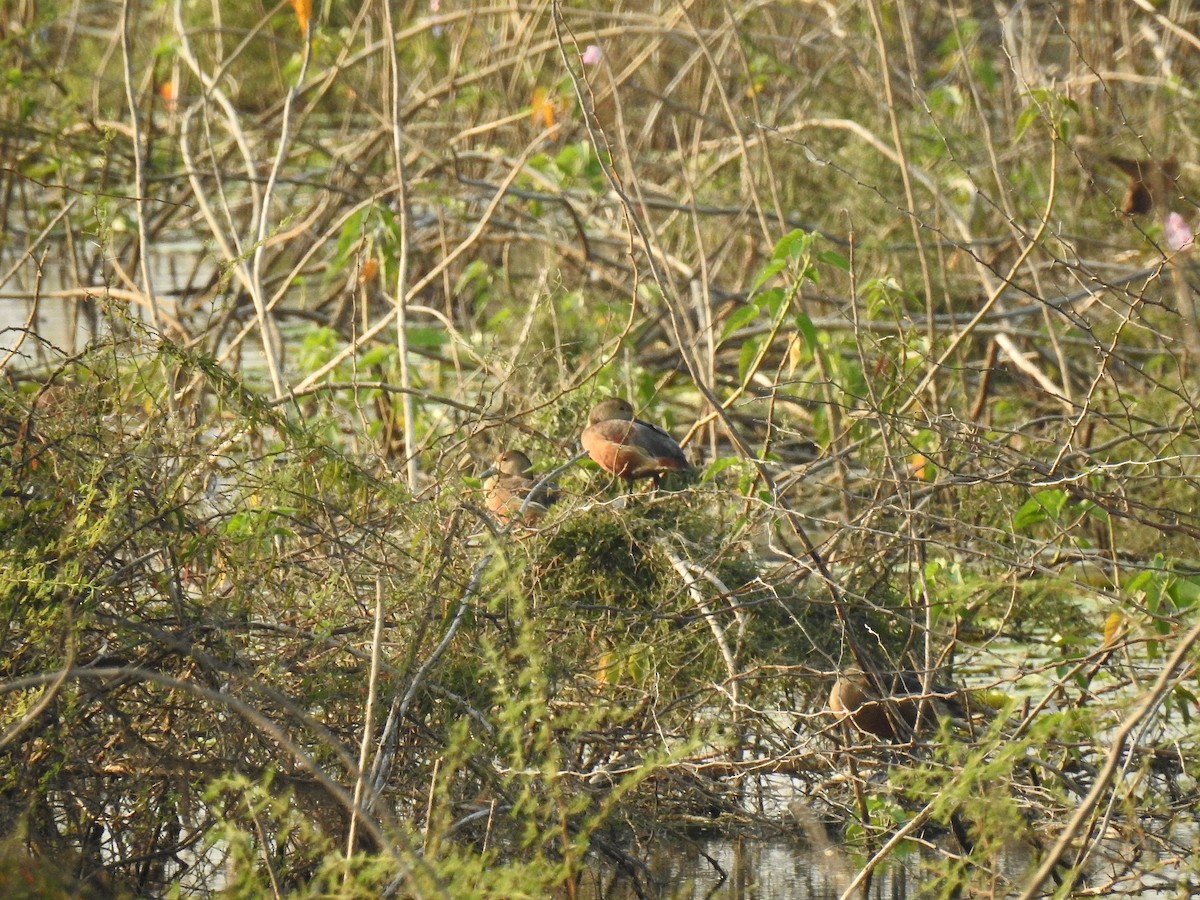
xmin=1011 ymin=487 xmax=1104 ymax=534
xmin=4 ymin=0 xmax=1200 ymax=894
xmin=1015 ymin=87 xmax=1080 ymax=142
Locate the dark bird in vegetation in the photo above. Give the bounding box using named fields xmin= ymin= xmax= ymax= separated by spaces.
xmin=1108 ymin=155 xmax=1180 ymax=216
xmin=828 ymin=668 xmax=964 ymax=742
xmin=580 ymin=397 xmax=691 ymax=486
xmin=828 ymin=668 xmax=978 ymax=853
xmin=483 ymin=449 xmax=557 ymax=524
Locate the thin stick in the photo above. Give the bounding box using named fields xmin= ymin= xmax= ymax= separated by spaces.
xmin=347 ymin=577 xmax=387 ymax=869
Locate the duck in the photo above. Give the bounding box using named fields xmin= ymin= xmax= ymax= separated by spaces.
xmin=828 ymin=668 xmax=964 ymax=742
xmin=580 ymin=397 xmax=691 ymax=486
xmin=482 ymin=449 xmax=557 ymax=524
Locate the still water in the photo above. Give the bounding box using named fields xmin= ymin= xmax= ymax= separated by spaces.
xmin=578 ymin=836 xmax=915 ymax=900
xmin=0 ymin=241 xmax=210 ymax=367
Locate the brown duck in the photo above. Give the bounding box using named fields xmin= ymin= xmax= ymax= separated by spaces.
xmin=829 ymin=669 xmax=978 ymax=852
xmin=483 ymin=449 xmax=557 ymax=524
xmin=1108 ymin=155 xmax=1180 ymax=216
xmin=581 ymin=397 xmax=691 ymax=486
xmin=828 ymin=669 xmax=967 ymax=742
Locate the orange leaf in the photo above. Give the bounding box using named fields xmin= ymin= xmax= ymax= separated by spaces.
xmin=910 ymin=452 xmax=931 ymax=481
xmin=157 ymin=81 xmax=177 ymax=112
xmin=785 ymin=332 xmax=803 ymax=377
xmin=290 ymin=0 xmax=311 ymax=35
xmin=358 ymin=258 xmax=379 ymax=285
xmin=594 ymin=651 xmax=611 ymax=687
xmin=531 ymin=86 xmax=555 ymax=129
xmin=1103 ymin=611 xmax=1126 ymax=649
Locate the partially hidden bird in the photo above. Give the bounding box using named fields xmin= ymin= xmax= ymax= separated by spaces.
xmin=1108 ymin=155 xmax=1180 ymax=216
xmin=580 ymin=397 xmax=692 ymax=486
xmin=828 ymin=668 xmax=979 ymax=853
xmin=828 ymin=668 xmax=964 ymax=742
xmin=483 ymin=449 xmax=557 ymax=524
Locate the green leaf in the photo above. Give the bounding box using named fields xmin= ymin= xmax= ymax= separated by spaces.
xmin=720 ymin=302 xmax=762 ymax=344
xmin=750 ymin=229 xmax=817 ymax=294
xmin=737 ymin=336 xmax=762 ymax=382
xmin=760 ymin=286 xmax=788 ymax=320
xmin=376 ymin=205 xmax=402 ymax=245
xmin=1012 ymin=489 xmax=1067 ymax=530
xmin=771 ymin=228 xmax=813 ymax=263
xmin=555 ymin=143 xmax=581 ymax=173
xmin=359 ymin=346 xmax=391 ymax=368
xmin=453 ymin=258 xmax=492 ymax=298
xmin=1167 ymin=575 xmax=1200 ymax=610
xmin=794 ymin=311 xmax=818 ymax=350
xmin=749 ymin=257 xmax=788 ymax=295
xmin=702 ymin=456 xmax=742 ymax=481
xmin=818 ymin=248 xmax=850 ymax=272
xmin=1014 ymin=104 xmax=1040 ymax=140
xmin=333 ymin=209 xmax=367 ymax=268
xmin=406 ymin=326 xmax=448 ymax=349
xmin=1172 ymin=685 xmax=1196 ymax=726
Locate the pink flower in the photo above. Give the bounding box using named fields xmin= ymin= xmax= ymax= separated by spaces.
xmin=1165 ymin=211 xmax=1195 ymax=252
xmin=582 ymin=44 xmax=602 ymax=66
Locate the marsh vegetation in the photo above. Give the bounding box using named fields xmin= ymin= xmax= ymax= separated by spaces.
xmin=3 ymin=1 xmax=1200 ymax=896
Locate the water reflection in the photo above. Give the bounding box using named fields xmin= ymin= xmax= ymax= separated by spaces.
xmin=578 ymin=836 xmax=913 ymax=900
xmin=0 ymin=292 xmax=98 ymax=367
xmin=0 ymin=242 xmax=213 ymax=369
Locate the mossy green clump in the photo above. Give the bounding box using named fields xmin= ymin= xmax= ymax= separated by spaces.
xmin=533 ymin=503 xmax=680 ymax=614
xmin=480 ymin=489 xmax=832 ymax=703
